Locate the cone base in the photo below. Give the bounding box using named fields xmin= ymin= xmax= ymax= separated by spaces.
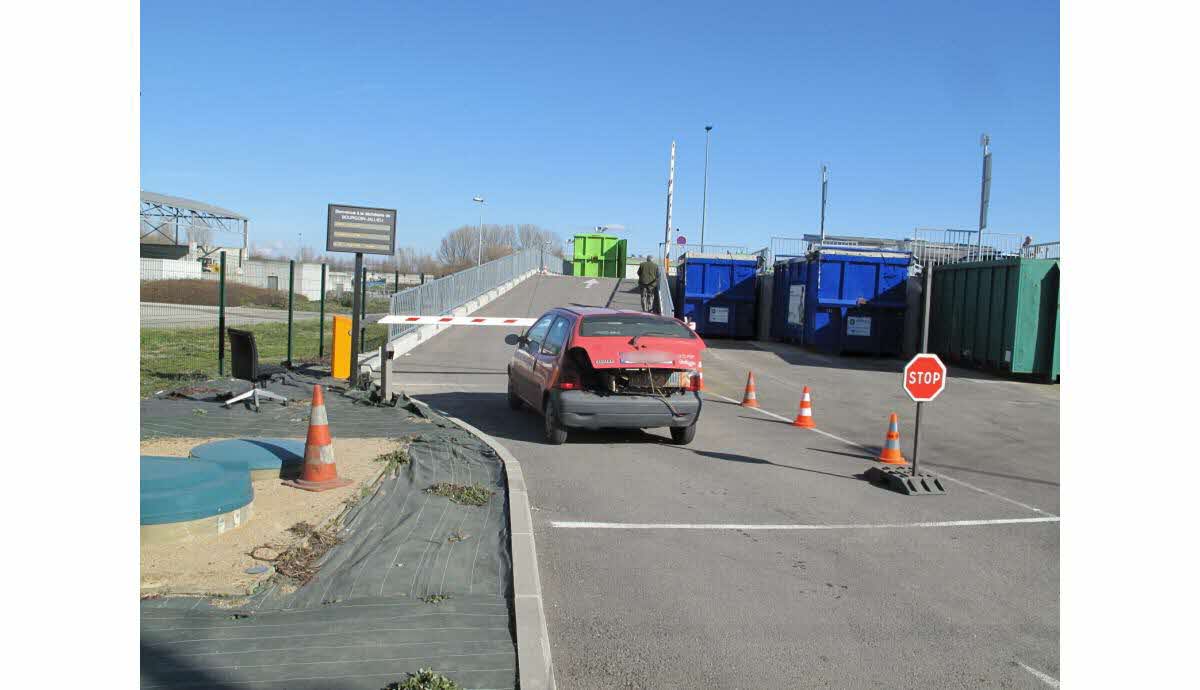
xmin=741 ymin=399 xmax=759 ymax=408
xmin=877 ymin=454 xmax=908 ymax=465
xmin=282 ymin=476 xmax=353 ymax=492
xmin=792 ymin=417 xmax=815 ymax=428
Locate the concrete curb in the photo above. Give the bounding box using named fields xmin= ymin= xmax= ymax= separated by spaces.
xmin=357 ymin=269 xmax=540 ymax=375
xmin=409 ymin=401 xmax=556 ymax=690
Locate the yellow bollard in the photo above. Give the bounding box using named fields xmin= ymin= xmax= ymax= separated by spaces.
xmin=331 ymin=314 xmax=352 ymax=379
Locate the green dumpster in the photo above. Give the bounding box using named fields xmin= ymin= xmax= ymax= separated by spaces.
xmin=572 ymin=234 xmax=627 ymax=278
xmin=929 ymin=258 xmax=1060 ymax=380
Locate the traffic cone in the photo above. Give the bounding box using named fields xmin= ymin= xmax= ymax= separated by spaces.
xmin=283 ymin=385 xmax=353 ymax=492
xmin=792 ymin=386 xmax=816 ymax=428
xmin=740 ymin=372 xmax=760 ymax=408
xmin=877 ymin=413 xmax=907 ymax=464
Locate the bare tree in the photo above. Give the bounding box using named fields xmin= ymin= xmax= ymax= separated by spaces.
xmin=517 ymin=224 xmax=564 ymax=257
xmin=437 ymin=224 xmax=519 ymax=272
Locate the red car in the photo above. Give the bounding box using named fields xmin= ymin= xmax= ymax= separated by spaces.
xmin=506 ymin=307 xmax=706 ymax=445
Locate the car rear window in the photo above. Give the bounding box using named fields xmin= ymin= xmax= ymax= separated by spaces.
xmin=579 ymin=315 xmax=693 ymax=338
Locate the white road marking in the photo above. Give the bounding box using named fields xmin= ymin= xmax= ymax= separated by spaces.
xmin=583 ymin=278 xmax=599 ymax=288
xmin=552 ymin=517 xmax=1060 ymax=530
xmin=1016 ymin=661 xmax=1060 ymax=688
xmin=703 ymin=390 xmax=1057 ymax=517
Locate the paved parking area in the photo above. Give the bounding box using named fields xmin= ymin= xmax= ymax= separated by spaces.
xmin=395 ymin=275 xmax=1060 ymax=689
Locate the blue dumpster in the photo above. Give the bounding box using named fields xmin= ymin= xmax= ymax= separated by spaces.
xmin=675 ymin=253 xmax=758 ymax=337
xmin=770 ymin=247 xmax=910 ymax=355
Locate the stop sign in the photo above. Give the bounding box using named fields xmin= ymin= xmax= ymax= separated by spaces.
xmin=903 ymin=354 xmax=947 ymax=402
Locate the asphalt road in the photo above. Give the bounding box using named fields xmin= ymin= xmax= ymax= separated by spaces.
xmin=140 ymin=302 xmax=388 ymax=328
xmin=394 ymin=274 xmax=1060 ymax=689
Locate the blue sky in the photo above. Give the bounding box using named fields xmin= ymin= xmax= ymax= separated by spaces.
xmin=141 ymin=1 xmax=1059 ymax=257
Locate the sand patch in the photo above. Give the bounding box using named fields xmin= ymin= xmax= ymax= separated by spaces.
xmin=140 ymin=436 xmax=401 ymax=596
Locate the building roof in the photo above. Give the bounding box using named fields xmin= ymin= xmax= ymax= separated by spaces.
xmin=140 ymin=191 xmax=248 ymax=221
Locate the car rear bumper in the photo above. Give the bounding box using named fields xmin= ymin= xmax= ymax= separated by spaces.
xmin=554 ymin=390 xmax=701 ymax=429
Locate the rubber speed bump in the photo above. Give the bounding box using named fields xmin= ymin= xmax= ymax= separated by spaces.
xmin=864 ymin=466 xmax=947 ymax=495
xmin=741 ymin=372 xmax=760 ymax=408
xmin=792 ymin=386 xmax=815 ymax=428
xmin=282 ymin=385 xmax=352 ymax=492
xmin=876 ymin=413 xmax=906 ymax=464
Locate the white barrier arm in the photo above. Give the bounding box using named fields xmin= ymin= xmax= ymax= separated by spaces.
xmin=378 ymin=315 xmax=537 ymax=326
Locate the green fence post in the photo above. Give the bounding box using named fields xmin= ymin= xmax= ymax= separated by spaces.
xmin=287 ymin=260 xmax=295 ymax=365
xmin=218 ymin=251 xmax=227 ymax=376
xmin=318 ymin=263 xmax=327 ymax=358
xmin=394 ymin=270 xmax=400 ymax=293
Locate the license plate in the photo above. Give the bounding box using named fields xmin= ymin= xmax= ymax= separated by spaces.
xmin=620 ymin=351 xmax=673 ymax=364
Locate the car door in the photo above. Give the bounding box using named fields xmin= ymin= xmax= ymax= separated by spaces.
xmin=534 ymin=315 xmax=574 ymax=396
xmin=514 ymin=314 xmax=554 ymax=404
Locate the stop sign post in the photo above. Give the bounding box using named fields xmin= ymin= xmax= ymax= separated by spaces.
xmin=905 ymin=266 xmax=947 ymax=478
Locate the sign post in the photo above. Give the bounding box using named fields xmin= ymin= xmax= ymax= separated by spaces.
xmin=904 ymin=268 xmax=946 ymax=476
xmin=326 ymin=204 xmax=397 ymax=383
xmin=868 ymin=267 xmax=948 ymax=495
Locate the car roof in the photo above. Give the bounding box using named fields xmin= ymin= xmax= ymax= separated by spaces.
xmin=554 ymin=306 xmax=669 ymax=318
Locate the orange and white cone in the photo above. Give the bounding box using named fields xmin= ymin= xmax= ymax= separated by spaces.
xmin=792 ymin=386 xmax=816 ymax=428
xmin=877 ymin=413 xmax=907 ymax=464
xmin=283 ymin=385 xmax=352 ymax=492
xmin=741 ymin=372 xmax=760 ymax=408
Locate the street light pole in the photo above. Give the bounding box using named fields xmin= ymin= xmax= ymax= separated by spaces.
xmin=701 ymin=125 xmax=713 ymax=251
xmin=976 ymin=134 xmax=991 ymax=261
xmin=472 ymin=196 xmax=486 ymax=266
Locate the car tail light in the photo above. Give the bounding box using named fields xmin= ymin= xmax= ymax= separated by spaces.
xmin=556 ymin=373 xmax=581 ymax=390
xmin=557 ymin=381 xmax=579 ymax=390
xmin=683 ymin=370 xmax=702 ymax=391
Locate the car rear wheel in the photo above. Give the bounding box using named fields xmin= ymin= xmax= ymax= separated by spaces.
xmin=669 ymin=423 xmax=697 ymax=445
xmin=507 ymin=376 xmax=523 ymax=410
xmin=543 ymin=398 xmax=568 ymax=445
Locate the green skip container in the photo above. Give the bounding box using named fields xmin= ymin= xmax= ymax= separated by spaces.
xmin=572 ymin=233 xmax=627 ymax=278
xmin=928 ymin=258 xmax=1060 ymax=381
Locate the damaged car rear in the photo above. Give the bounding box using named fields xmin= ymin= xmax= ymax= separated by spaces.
xmin=506 ymin=307 xmax=705 ymax=445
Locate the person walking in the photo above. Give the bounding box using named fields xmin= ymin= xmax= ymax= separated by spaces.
xmin=637 ymin=254 xmax=660 ymax=313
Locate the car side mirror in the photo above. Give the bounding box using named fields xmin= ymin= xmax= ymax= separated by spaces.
xmin=505 ymin=333 xmax=523 ymax=346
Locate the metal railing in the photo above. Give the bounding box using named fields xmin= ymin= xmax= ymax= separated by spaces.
xmin=910 ymin=227 xmax=1027 ymax=267
xmin=1020 ymin=241 xmax=1060 ymax=259
xmin=655 ymin=257 xmax=675 ymax=319
xmin=386 ymin=247 xmax=562 ymax=340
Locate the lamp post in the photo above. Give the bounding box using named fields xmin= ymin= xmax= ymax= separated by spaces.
xmin=701 ymin=125 xmax=713 ymax=250
xmin=472 ymin=196 xmax=486 ymax=266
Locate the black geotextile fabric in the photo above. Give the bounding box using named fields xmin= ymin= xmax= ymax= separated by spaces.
xmin=140 ymin=396 xmax=517 ymax=689
xmin=140 ymin=366 xmax=432 ymax=440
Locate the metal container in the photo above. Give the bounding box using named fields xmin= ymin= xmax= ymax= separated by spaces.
xmin=675 ymin=253 xmax=758 ymax=337
xmin=770 ymin=247 xmax=910 ymax=355
xmin=928 ymin=258 xmax=1060 ymax=379
xmin=572 ymin=234 xmax=627 ymax=278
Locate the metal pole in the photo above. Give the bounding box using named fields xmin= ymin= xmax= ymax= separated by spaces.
xmin=218 ymin=251 xmax=226 ymax=376
xmin=394 ymin=269 xmax=400 ymax=294
xmin=350 ymin=253 xmax=363 ymax=375
xmin=286 ymin=260 xmax=295 ymax=366
xmin=701 ymin=125 xmax=712 ymax=248
xmin=360 ymin=265 xmax=368 ymax=352
xmin=819 ymin=165 xmax=828 ymax=244
xmin=478 ymin=210 xmax=483 ymax=266
xmin=977 ymin=134 xmax=991 ymax=261
xmin=663 ymin=141 xmax=676 ymax=267
xmin=911 ymin=267 xmax=934 ymax=476
xmin=318 ymin=263 xmax=327 ymax=358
